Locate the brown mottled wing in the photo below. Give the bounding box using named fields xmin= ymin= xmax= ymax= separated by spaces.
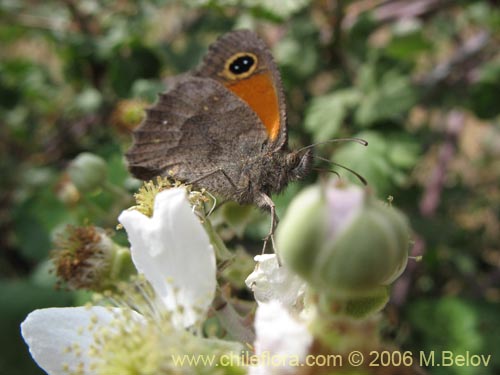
xmin=126 ymin=77 xmax=268 ymax=196
xmin=194 ymin=29 xmax=288 ymax=149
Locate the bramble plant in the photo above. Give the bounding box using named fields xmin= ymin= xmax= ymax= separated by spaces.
xmin=2 ymin=1 xmax=499 ymax=375
xmin=21 ymin=180 xmax=410 ymax=374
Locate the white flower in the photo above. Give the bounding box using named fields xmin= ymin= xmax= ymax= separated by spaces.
xmin=245 ymin=254 xmax=306 ymax=312
xmin=21 ymin=306 xmax=145 ymax=375
xmin=250 ymin=301 xmax=313 ymax=375
xmin=21 ymin=188 xmax=218 ymax=375
xmin=246 ymin=256 xmax=313 ymax=374
xmin=118 ymin=187 xmax=216 ymax=327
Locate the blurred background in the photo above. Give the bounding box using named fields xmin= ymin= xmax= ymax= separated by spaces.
xmin=1 ymin=1 xmax=499 ymax=374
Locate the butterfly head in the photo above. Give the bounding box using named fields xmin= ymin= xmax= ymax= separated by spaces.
xmin=284 ymin=149 xmax=313 ymax=182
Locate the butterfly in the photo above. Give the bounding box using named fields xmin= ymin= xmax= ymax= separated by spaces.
xmin=126 ymin=29 xmax=314 ymax=247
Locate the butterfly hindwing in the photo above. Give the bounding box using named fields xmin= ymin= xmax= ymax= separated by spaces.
xmin=126 ymin=77 xmax=269 ymax=194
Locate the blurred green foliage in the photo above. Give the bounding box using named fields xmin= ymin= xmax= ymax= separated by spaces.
xmin=1 ymin=1 xmax=499 ymax=374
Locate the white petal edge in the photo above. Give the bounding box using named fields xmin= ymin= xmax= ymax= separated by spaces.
xmin=20 ymin=306 xmax=123 ymax=375
xmin=250 ymin=301 xmax=313 ymax=374
xmin=118 ymin=188 xmax=216 ymax=327
xmin=245 ymin=254 xmax=306 ymax=311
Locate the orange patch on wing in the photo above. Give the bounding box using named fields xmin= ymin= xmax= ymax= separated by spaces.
xmin=225 ymin=72 xmax=280 ymax=141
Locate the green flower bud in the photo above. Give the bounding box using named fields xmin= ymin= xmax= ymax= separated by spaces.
xmin=67 ymin=152 xmax=107 ymax=193
xmin=316 ymin=286 xmax=390 ymax=320
xmin=316 ymin=194 xmax=409 ymax=297
xmin=278 ymin=182 xmax=410 ymax=301
xmin=276 ymin=185 xmax=327 ymax=281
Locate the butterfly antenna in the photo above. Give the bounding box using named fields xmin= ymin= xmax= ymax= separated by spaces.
xmin=297 ymin=137 xmax=368 ymax=153
xmin=313 ymin=155 xmax=368 ymax=186
xmin=312 ymin=167 xmax=341 ymax=179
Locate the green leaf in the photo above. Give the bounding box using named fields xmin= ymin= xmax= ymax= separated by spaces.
xmin=107 ymin=152 xmax=131 ymax=186
xmin=274 ymin=36 xmax=318 ymax=78
xmin=410 ymin=297 xmax=482 ymax=351
xmin=0 ymin=280 xmax=74 ymax=375
xmin=131 ymin=79 xmax=166 ymax=102
xmin=71 ymin=87 xmax=103 ymax=114
xmin=406 ymin=297 xmax=498 ymax=375
xmin=469 ymin=61 xmax=500 ymax=119
xmin=385 ymin=30 xmax=431 ymax=61
xmin=304 ymin=89 xmax=361 ymax=142
xmin=13 ymin=172 xmax=70 ymax=261
xmin=14 ymin=215 xmax=52 ymax=262
xmin=220 ymin=202 xmax=256 ymax=238
xmin=333 ymin=131 xmax=419 ymax=195
xmin=109 ymin=45 xmax=161 ymax=97
xmin=251 ymin=0 xmax=310 ymax=19
xmin=387 ymin=138 xmax=420 ymax=168
xmin=466 ymin=2 xmax=500 ymax=32
xmin=190 ymin=0 xmax=310 ymax=19
xmin=355 ymin=65 xmax=417 ymax=127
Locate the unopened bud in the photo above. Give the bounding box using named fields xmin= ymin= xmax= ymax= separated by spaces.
xmin=278 ymin=181 xmax=410 ymax=305
xmin=67 ymin=152 xmax=107 ymax=193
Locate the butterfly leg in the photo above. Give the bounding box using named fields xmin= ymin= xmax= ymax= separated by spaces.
xmin=188 ymin=168 xmax=237 ymax=190
xmin=258 ymin=193 xmax=280 ymax=261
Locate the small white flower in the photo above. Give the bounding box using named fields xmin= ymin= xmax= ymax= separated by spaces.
xmin=245 ymin=254 xmax=306 ymax=312
xmin=250 ymin=301 xmax=313 ymax=375
xmin=21 ymin=188 xmax=218 ymax=375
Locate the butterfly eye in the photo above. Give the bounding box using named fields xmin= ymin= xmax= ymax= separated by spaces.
xmin=287 ymin=151 xmax=313 ymax=181
xmin=222 ymin=52 xmax=258 ymax=80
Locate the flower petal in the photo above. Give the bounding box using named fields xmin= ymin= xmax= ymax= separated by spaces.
xmin=118 ymin=188 xmax=216 ymax=327
xmin=250 ymin=301 xmax=313 ymax=374
xmin=20 ymin=306 xmax=119 ymax=375
xmin=325 ymin=183 xmax=364 ymax=238
xmin=245 ymin=254 xmax=306 ymax=312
